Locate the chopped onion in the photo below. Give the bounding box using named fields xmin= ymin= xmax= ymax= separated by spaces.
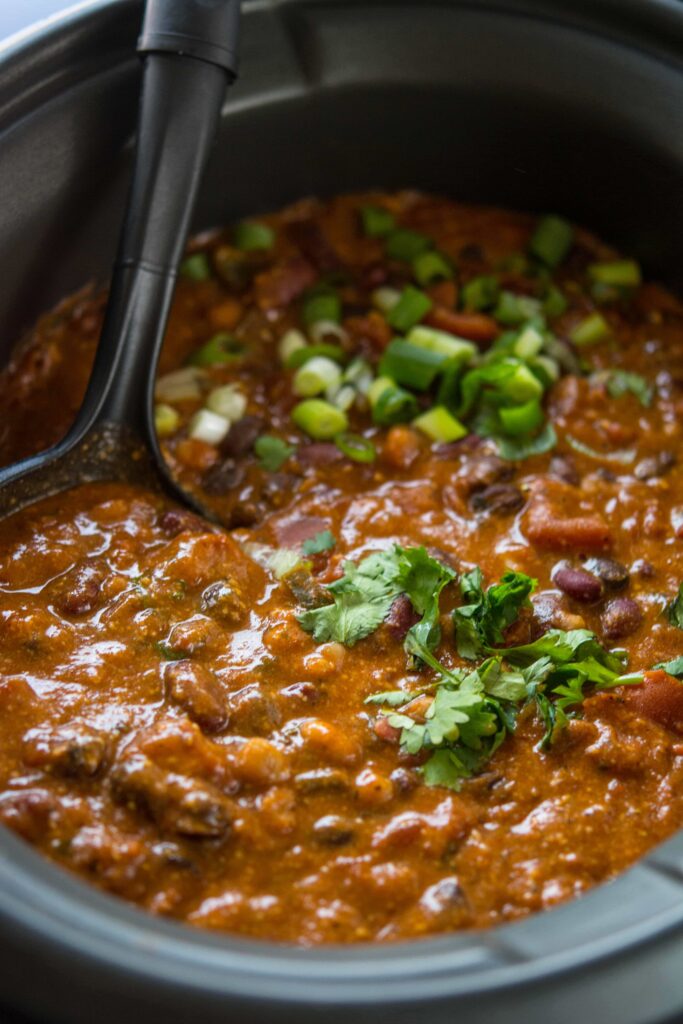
xmin=308 ymin=320 xmax=348 ymax=345
xmin=278 ymin=328 xmax=307 ymax=364
xmin=188 ymin=408 xmax=230 ymax=445
xmin=328 ymin=383 xmax=356 ymax=411
xmin=293 ymin=356 xmax=342 ymax=397
xmin=155 ymin=366 xmax=205 ymax=403
xmin=206 ymin=384 xmax=247 ymax=422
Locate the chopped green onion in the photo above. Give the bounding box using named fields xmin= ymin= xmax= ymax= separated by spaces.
xmin=308 ymin=320 xmax=348 ymax=346
xmin=529 ymin=215 xmax=574 ymax=268
xmin=461 ymin=275 xmax=499 ymax=311
xmin=371 ymin=287 xmax=401 ymax=314
xmin=330 ymin=384 xmax=356 ymax=411
xmin=180 ymin=252 xmax=212 ymax=281
xmin=494 ymin=291 xmax=543 ymax=326
xmin=502 ymin=363 xmax=545 ymax=403
xmin=385 ymin=228 xmax=432 ymax=262
xmin=361 ymin=205 xmax=396 ymax=238
xmin=206 ymin=384 xmax=247 ymax=421
xmin=543 ymin=284 xmax=568 ymax=318
xmin=379 ymin=339 xmax=448 ymax=391
xmin=335 ymin=432 xmax=377 ymax=463
xmin=407 ymin=325 xmax=477 ymax=364
xmin=233 ymin=220 xmax=274 ymax=251
xmin=513 ymin=325 xmax=544 ymax=360
xmin=387 ymin=286 xmax=433 ymax=332
xmin=588 ymin=260 xmax=641 ymax=288
xmin=155 ymin=367 xmax=205 ymax=403
xmin=570 ymin=311 xmax=611 ymax=346
xmin=188 ymin=332 xmax=244 ymax=367
xmin=291 ymin=399 xmax=348 ymax=439
xmin=498 ymin=399 xmax=544 ymax=436
xmin=413 ymin=406 xmax=467 ymax=443
xmin=412 ymin=250 xmax=453 ymax=286
xmin=154 ymin=403 xmax=180 ymax=438
xmin=188 ymin=409 xmax=230 ymax=445
xmin=343 ymin=357 xmax=373 ymax=393
xmin=293 ymin=356 xmax=343 ymax=398
xmin=302 ymin=290 xmax=341 ymax=326
xmin=591 ymin=281 xmax=621 ymax=305
xmin=278 ymin=328 xmax=307 ymax=363
xmin=529 ymin=354 xmax=560 ymax=385
xmin=254 ymin=435 xmax=295 ymax=472
xmin=369 ymin=377 xmax=419 ymax=426
xmin=285 ymin=344 xmax=346 ymax=370
xmin=496 ymin=421 xmax=557 ymax=460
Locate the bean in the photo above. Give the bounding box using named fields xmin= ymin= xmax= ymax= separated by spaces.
xmin=201 ymin=459 xmax=244 ymax=496
xmin=296 ymin=443 xmax=343 ymax=468
xmin=585 ymin=557 xmax=630 ymax=589
xmin=294 ymin=768 xmax=349 ymax=793
xmin=470 ymin=483 xmax=525 ymax=516
xmin=287 ymin=219 xmax=339 ymax=271
xmin=165 ymin=660 xmax=228 ymax=732
xmin=53 ymin=564 xmax=104 ymax=616
xmin=549 ymin=455 xmax=580 ymax=486
xmin=457 ymin=455 xmax=513 ymax=497
xmin=220 ymin=415 xmax=262 ymax=458
xmin=385 ymin=594 xmax=419 ymax=641
xmin=234 ymin=737 xmax=290 ymax=787
xmin=419 ymin=877 xmax=465 ymax=915
xmin=601 ymin=597 xmax=643 ymax=639
xmin=382 ymin=425 xmax=422 ymax=470
xmin=158 ymin=508 xmax=204 ymax=536
xmin=354 ymin=768 xmax=394 ymax=806
xmin=312 ymin=814 xmax=356 ymax=846
xmin=634 ymin=451 xmax=676 ymax=481
xmin=553 ymin=565 xmax=602 ymax=603
xmin=299 ymin=718 xmax=360 ymax=765
xmin=390 ymin=767 xmax=418 ymax=793
xmin=201 ymin=580 xmax=247 ymax=625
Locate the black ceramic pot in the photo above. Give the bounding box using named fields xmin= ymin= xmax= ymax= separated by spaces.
xmin=0 ymin=2 xmax=681 ymax=1021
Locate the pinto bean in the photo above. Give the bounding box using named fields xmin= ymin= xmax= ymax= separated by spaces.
xmin=22 ymin=723 xmax=107 ymax=777
xmin=299 ymin=718 xmax=360 ymax=765
xmin=165 ymin=660 xmax=228 ymax=732
xmin=585 ymin=557 xmax=630 ymax=589
xmin=553 ymin=566 xmax=602 ymax=603
xmin=220 ymin=415 xmax=262 ymax=458
xmin=254 ymin=255 xmax=316 ymax=310
xmin=234 ymin=738 xmax=290 ymax=787
xmin=601 ymin=597 xmax=643 ymax=639
xmin=634 ymin=451 xmax=676 ymax=481
xmin=354 ymin=768 xmax=394 ymax=806
xmin=470 ymin=483 xmax=525 ymax=516
xmin=381 ymin=425 xmax=422 ymax=470
xmin=623 ymin=670 xmax=683 ymax=733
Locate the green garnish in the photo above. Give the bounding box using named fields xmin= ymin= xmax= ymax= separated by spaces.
xmin=461 ymin=275 xmax=499 ymax=312
xmin=588 ymin=260 xmax=641 ymax=288
xmin=494 ymin=292 xmax=543 ymax=326
xmin=188 ymin=332 xmax=244 ymax=367
xmin=387 ymin=286 xmax=433 ymax=333
xmin=285 ymin=343 xmax=346 ymax=370
xmin=529 ymin=215 xmax=574 ymax=268
xmin=413 ymin=406 xmax=467 ymax=443
xmin=371 ymin=382 xmax=419 ymax=426
xmin=570 ymin=311 xmax=611 ymax=346
xmin=654 ymin=656 xmax=683 ymax=677
xmin=604 ymin=369 xmax=653 ymax=407
xmin=233 ymin=221 xmax=274 ymax=251
xmin=496 ymin=422 xmax=557 ymax=460
xmin=301 ymin=530 xmax=336 ymax=555
xmin=379 ymin=339 xmax=448 ymax=391
xmin=180 ymin=252 xmax=212 ymax=281
xmin=543 ymin=284 xmax=568 ymax=318
xmin=334 ymin=432 xmax=377 ymax=463
xmin=498 ymin=398 xmax=544 ymax=437
xmin=385 ymin=228 xmax=432 ymax=262
xmin=666 ymin=584 xmax=683 ymax=630
xmin=302 ymin=289 xmax=341 ymax=326
xmin=291 ymin=399 xmax=348 ymax=440
xmin=412 ymin=250 xmax=453 ymax=287
xmin=454 ymin=568 xmax=536 ymax=660
xmin=360 ymin=205 xmax=396 ymax=238
xmin=298 ymin=545 xmax=455 ymax=648
xmin=254 ymin=435 xmax=295 ymax=472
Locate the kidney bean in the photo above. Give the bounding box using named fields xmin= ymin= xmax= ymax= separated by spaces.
xmin=424 ymin=307 xmax=498 ymax=343
xmin=294 ymin=768 xmax=350 ymax=793
xmin=419 ymin=876 xmax=465 ymax=914
xmin=227 ymin=499 xmax=266 ymax=528
xmin=389 ymin=767 xmax=418 ymax=793
xmin=470 ymin=483 xmax=525 ymax=516
xmin=287 ymin=219 xmax=339 ymax=271
xmin=158 ymin=508 xmax=204 ymax=536
xmin=553 ymin=565 xmax=603 ymax=603
xmin=623 ymin=670 xmax=683 ymax=733
xmin=585 ymin=557 xmax=630 ymax=589
xmin=201 ymin=580 xmax=247 ymax=626
xmin=165 ymin=660 xmax=229 ymax=732
xmin=601 ymin=597 xmax=643 ymax=639
xmin=296 ymin=443 xmax=344 ymax=468
xmin=220 ymin=415 xmax=262 ymax=458
xmin=22 ymin=723 xmax=107 ymax=778
xmin=254 ymin=255 xmax=316 ymax=310
xmin=385 ymin=594 xmax=420 ymax=641
xmin=634 ymin=451 xmax=676 ymax=480
xmin=52 ymin=564 xmax=105 ymax=616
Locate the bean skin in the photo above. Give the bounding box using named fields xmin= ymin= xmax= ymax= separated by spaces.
xmin=585 ymin=557 xmax=630 ymax=589
xmin=601 ymin=597 xmax=643 ymax=639
xmin=470 ymin=483 xmax=525 ymax=516
xmin=553 ymin=566 xmax=603 ymax=604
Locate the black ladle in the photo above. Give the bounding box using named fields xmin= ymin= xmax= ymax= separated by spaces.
xmin=0 ymin=0 xmax=241 ymax=520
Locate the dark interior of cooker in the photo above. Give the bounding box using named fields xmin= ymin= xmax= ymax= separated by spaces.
xmin=0 ymin=0 xmax=681 ymax=366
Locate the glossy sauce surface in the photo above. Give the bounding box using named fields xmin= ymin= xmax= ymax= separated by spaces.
xmin=0 ymin=192 xmax=682 ymax=944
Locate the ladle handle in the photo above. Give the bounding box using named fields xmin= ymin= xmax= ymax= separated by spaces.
xmin=66 ymin=0 xmax=240 ymax=439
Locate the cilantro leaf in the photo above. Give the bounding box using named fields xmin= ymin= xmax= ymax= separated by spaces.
xmin=454 ymin=569 xmax=536 ymax=660
xmin=604 ymin=370 xmax=653 ymax=407
xmin=301 ymin=530 xmax=336 ymax=555
xmin=654 ymin=656 xmax=683 ymax=677
xmin=254 ymin=435 xmax=295 ymax=472
xmin=666 ymin=584 xmax=683 ymax=629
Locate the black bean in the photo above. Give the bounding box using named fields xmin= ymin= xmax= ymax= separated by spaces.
xmin=634 ymin=451 xmax=676 ymax=481
xmin=202 ymin=459 xmax=244 ymax=496
xmin=296 ymin=443 xmax=343 ymax=468
xmin=549 ymin=455 xmax=580 ymax=486
xmin=601 ymin=597 xmax=643 ymax=640
xmin=433 ymin=435 xmax=484 ymax=460
xmin=470 ymin=483 xmax=525 ymax=515
xmin=295 ymin=769 xmax=349 ymax=794
xmin=226 ymin=499 xmax=264 ymax=528
xmin=461 ymin=455 xmax=513 ymax=495
xmin=201 ymin=581 xmax=247 ymax=625
xmin=585 ymin=557 xmax=630 ymax=589
xmin=220 ymin=415 xmax=262 ymax=458
xmin=390 ymin=767 xmax=418 ymax=793
xmin=553 ymin=566 xmax=602 ymax=603
xmin=312 ymin=814 xmax=355 ymax=845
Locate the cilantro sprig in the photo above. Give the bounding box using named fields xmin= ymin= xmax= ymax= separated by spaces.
xmin=454 ymin=567 xmax=536 ymax=659
xmin=666 ymin=584 xmax=683 ymax=630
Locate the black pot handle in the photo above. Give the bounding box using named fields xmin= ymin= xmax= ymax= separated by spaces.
xmin=139 ymin=0 xmax=241 ymax=76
